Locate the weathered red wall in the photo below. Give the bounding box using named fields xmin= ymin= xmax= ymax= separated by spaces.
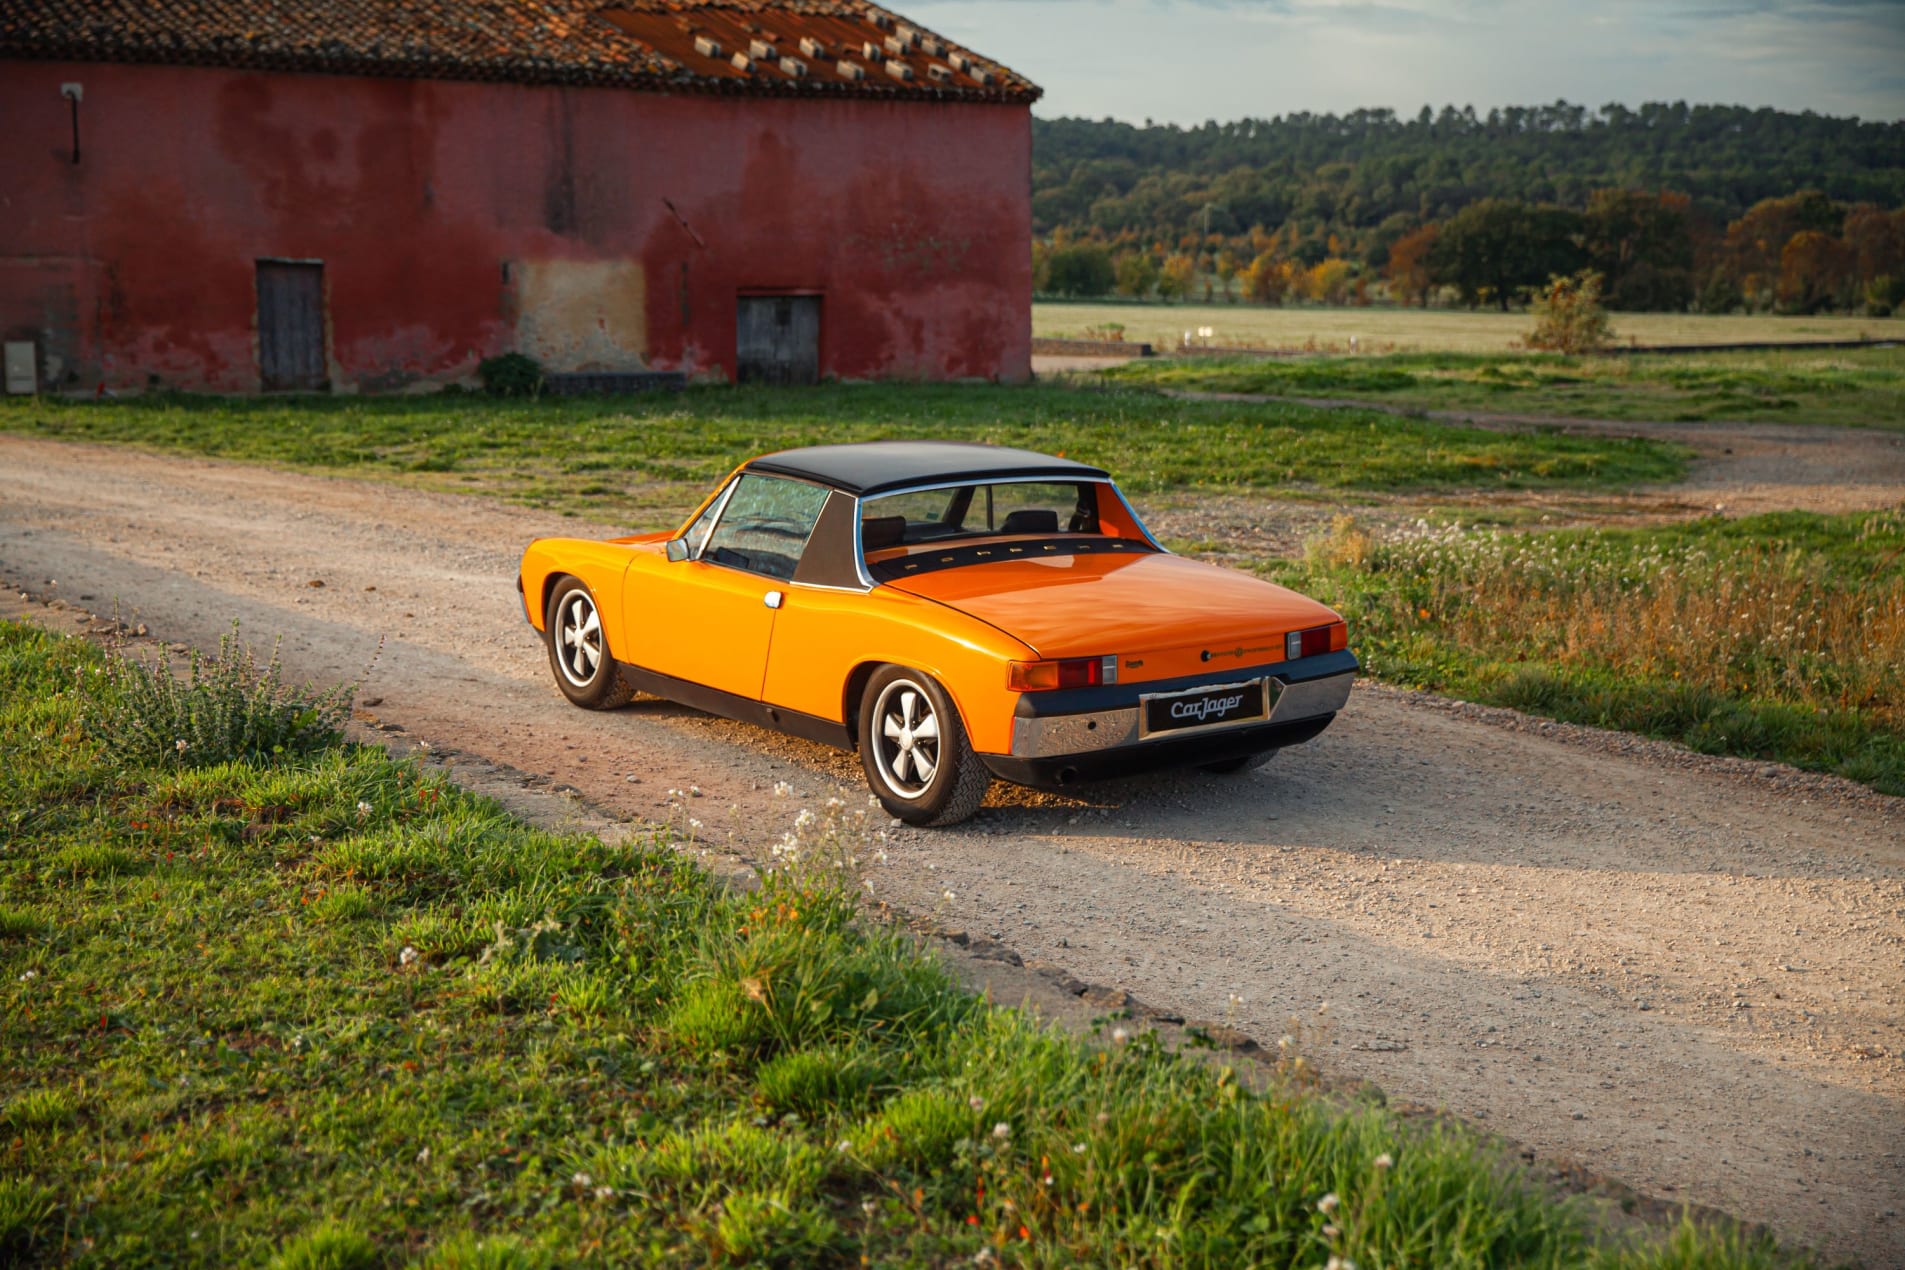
xmin=0 ymin=60 xmax=1032 ymax=391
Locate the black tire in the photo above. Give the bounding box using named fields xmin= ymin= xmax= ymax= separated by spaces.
xmin=858 ymin=665 xmax=988 ymax=827
xmin=1200 ymin=749 xmax=1276 ymax=776
xmin=544 ymin=576 xmax=633 ymax=709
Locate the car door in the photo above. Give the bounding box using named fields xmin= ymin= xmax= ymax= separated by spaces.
xmin=630 ymin=473 xmax=830 ymax=701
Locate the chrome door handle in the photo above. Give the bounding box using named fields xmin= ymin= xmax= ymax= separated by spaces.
xmin=764 ymin=590 xmax=784 ymax=610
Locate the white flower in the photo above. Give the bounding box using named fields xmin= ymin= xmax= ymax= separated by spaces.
xmin=17 ymin=970 xmax=37 ymax=982
xmin=1071 ymin=1142 xmax=1086 ymax=1154
xmin=1112 ymin=1027 xmax=1129 ymax=1045
xmin=992 ymin=1122 xmax=1011 ymax=1141
xmin=942 ymin=889 xmax=956 ymax=903
xmin=1374 ymin=1152 xmax=1394 ymax=1170
xmin=826 ymin=796 xmax=845 ymax=809
xmin=795 ymin=808 xmax=816 ymax=829
xmin=861 ymin=1198 xmax=877 ymax=1215
xmin=174 ymin=738 xmax=188 ymax=753
xmin=416 ymin=1146 xmax=431 ymax=1164
xmin=1317 ymin=1192 xmax=1340 ymax=1215
xmin=874 ymin=849 xmax=888 ymax=864
xmin=1326 ymin=1258 xmax=1358 ymax=1270
xmin=689 ymin=785 xmax=702 ymax=797
xmin=572 ymin=1171 xmax=593 ymax=1187
xmin=1323 ymin=1223 xmax=1340 ymax=1238
xmin=836 ymin=1139 xmax=852 ymax=1154
xmin=773 ymin=781 xmax=794 ymax=797
xmin=593 ymin=1185 xmax=614 ymax=1201
xmin=969 ymin=1095 xmax=986 ymax=1111
xmin=356 ymin=800 xmax=372 ymax=819
xmin=689 ymin=818 xmax=703 ymax=830
xmin=399 ymin=946 xmax=419 ymax=966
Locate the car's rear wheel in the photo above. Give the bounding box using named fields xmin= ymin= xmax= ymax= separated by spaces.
xmin=859 ymin=665 xmax=988 ymax=826
xmin=1200 ymin=749 xmax=1276 ymax=775
xmin=545 ymin=576 xmax=633 ymax=709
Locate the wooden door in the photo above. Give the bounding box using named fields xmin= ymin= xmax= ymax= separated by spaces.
xmin=257 ymin=261 xmax=326 ymax=391
xmin=736 ymin=295 xmax=819 ymax=385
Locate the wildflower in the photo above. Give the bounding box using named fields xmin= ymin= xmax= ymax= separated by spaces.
xmin=861 ymin=1198 xmax=877 ymax=1216
xmin=416 ymin=1146 xmax=431 ymax=1164
xmin=594 ymin=1185 xmax=614 ymax=1201
xmin=689 ymin=818 xmax=703 ymax=831
xmin=1374 ymin=1152 xmax=1394 ymax=1170
xmin=572 ymin=1171 xmax=593 ymax=1188
xmin=399 ymin=946 xmax=419 ymax=967
xmin=1071 ymin=1142 xmax=1086 ymax=1154
xmin=1325 ymin=1258 xmax=1358 ymax=1270
xmin=874 ymin=848 xmax=888 ymax=864
xmin=1317 ymin=1192 xmax=1340 ymax=1215
xmin=175 ymin=738 xmax=188 ymax=753
xmin=969 ymin=1095 xmax=986 ymax=1111
xmin=795 ymin=808 xmax=816 ymax=829
xmin=18 ymin=970 xmax=37 ymax=982
xmin=992 ymin=1122 xmax=1011 ymax=1141
xmin=836 ymin=1139 xmax=852 ymax=1154
xmin=689 ymin=785 xmax=702 ymax=797
xmin=1323 ymin=1223 xmax=1340 ymax=1238
xmin=1278 ymin=1035 xmax=1294 ymax=1049
xmin=773 ymin=781 xmax=794 ymax=797
xmin=356 ymin=800 xmax=372 ymax=819
xmin=1111 ymin=1027 xmax=1129 ymax=1045
xmin=942 ymin=889 xmax=956 ymax=903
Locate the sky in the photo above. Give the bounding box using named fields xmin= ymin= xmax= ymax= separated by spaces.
xmin=899 ymin=0 xmax=1905 ymax=124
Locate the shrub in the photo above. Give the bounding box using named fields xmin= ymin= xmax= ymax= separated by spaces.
xmin=476 ymin=352 xmax=545 ymax=398
xmin=1525 ymin=271 xmax=1612 ymax=353
xmin=82 ymin=621 xmax=356 ymax=768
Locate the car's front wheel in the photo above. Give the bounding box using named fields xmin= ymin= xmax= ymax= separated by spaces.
xmin=858 ymin=665 xmax=988 ymax=826
xmin=545 ymin=576 xmax=633 ymax=709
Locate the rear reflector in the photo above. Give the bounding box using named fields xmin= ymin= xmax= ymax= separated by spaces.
xmin=1008 ymin=655 xmax=1118 ymax=692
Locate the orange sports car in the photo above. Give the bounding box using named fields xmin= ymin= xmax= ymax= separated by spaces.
xmin=518 ymin=442 xmax=1356 ymax=825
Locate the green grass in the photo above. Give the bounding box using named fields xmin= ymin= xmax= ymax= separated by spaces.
xmin=1262 ymin=510 xmax=1905 ymax=794
xmin=1103 ymin=347 xmax=1905 ymax=430
xmin=0 ymin=619 xmax=1810 ymax=1267
xmin=1036 ymin=300 xmax=1905 ymax=355
xmin=0 ymin=383 xmax=1685 ymax=526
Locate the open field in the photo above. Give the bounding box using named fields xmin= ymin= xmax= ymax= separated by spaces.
xmin=1104 ymin=346 xmax=1905 ymax=430
xmin=0 ymin=384 xmax=1686 ymax=526
xmin=1 ymin=618 xmax=1809 ymax=1267
xmin=1036 ymin=301 xmax=1905 ymax=355
xmin=1237 ymin=510 xmax=1905 ymax=795
xmin=4 ymin=437 xmax=1901 ymax=1264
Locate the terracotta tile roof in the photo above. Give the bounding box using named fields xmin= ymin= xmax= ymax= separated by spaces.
xmin=0 ymin=0 xmax=1039 ymax=103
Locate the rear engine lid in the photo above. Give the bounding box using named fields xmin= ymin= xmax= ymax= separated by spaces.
xmin=886 ymin=549 xmax=1338 ymax=664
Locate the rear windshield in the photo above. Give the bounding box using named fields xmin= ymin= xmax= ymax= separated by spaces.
xmin=860 ymin=481 xmax=1100 ymax=551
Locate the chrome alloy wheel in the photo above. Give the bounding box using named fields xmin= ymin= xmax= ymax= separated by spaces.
xmin=870 ymin=677 xmax=942 ymax=799
xmin=554 ymin=590 xmax=605 ymax=686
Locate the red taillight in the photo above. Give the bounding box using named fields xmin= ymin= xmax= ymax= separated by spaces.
xmin=1007 ymin=655 xmax=1118 ymax=692
xmin=1286 ymin=622 xmax=1347 ymax=660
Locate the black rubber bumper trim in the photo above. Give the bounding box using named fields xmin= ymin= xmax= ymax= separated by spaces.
xmin=1013 ymin=649 xmax=1359 ymax=718
xmin=980 ymin=714 xmax=1335 ymax=790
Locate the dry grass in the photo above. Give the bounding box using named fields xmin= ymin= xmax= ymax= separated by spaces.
xmin=1281 ymin=510 xmax=1905 ymax=791
xmin=1036 ymin=302 xmax=1905 ymax=354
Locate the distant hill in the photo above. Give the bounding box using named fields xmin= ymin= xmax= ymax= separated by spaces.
xmin=1031 ymin=102 xmax=1905 ymax=249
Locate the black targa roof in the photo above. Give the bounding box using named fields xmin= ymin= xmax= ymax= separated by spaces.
xmin=745 ymin=441 xmax=1108 ymax=498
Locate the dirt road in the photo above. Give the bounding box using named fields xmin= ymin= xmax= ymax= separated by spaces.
xmin=3 ymin=436 xmax=1900 ymax=1265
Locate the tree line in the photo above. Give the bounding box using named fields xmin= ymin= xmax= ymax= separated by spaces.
xmin=1031 ymin=103 xmax=1905 ymax=314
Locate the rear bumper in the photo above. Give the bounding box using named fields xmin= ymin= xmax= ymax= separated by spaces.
xmin=982 ymin=651 xmax=1356 ymax=789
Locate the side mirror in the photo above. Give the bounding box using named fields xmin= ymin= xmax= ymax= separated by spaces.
xmin=665 ymin=538 xmax=690 ymax=563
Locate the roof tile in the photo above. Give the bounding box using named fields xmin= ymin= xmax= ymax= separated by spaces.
xmin=0 ymin=0 xmax=1038 ymax=102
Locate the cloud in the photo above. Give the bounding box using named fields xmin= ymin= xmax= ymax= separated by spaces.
xmin=899 ymin=0 xmax=1905 ymax=121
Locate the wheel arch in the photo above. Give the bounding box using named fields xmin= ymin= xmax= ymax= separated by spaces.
xmin=841 ymin=656 xmax=979 ymax=752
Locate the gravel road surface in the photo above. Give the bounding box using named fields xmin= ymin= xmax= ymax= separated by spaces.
xmin=2 ymin=436 xmax=1900 ymax=1265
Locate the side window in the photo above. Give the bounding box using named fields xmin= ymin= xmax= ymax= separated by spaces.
xmin=701 ymin=475 xmax=830 ymax=581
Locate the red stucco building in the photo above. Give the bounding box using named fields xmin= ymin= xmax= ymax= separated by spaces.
xmin=0 ymin=1 xmax=1038 ymax=393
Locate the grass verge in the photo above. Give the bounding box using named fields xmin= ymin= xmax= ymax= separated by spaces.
xmin=0 ymin=619 xmax=1808 ymax=1266
xmin=1103 ymin=347 xmax=1905 ymax=430
xmin=1260 ymin=510 xmax=1905 ymax=795
xmin=0 ymin=383 xmax=1685 ymax=526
